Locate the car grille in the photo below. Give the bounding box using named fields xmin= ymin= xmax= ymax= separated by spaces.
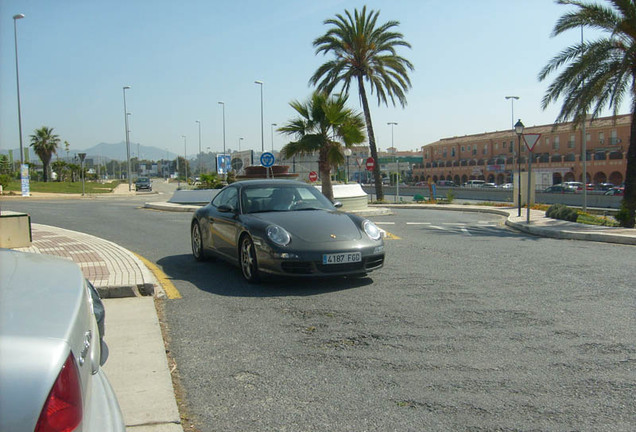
xmin=317 ymin=261 xmax=365 ymax=274
xmin=281 ymin=262 xmax=313 ymax=274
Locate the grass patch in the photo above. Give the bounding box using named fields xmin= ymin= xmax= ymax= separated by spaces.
xmin=2 ymin=180 xmax=120 ymax=194
xmin=576 ymin=211 xmax=619 ymax=227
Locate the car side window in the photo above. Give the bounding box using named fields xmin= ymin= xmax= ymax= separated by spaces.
xmin=212 ymin=187 xmax=239 ymax=210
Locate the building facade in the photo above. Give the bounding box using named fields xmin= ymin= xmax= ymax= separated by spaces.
xmin=413 ymin=114 xmax=630 ymax=187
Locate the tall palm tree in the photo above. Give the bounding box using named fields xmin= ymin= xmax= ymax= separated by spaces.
xmin=539 ymin=0 xmax=636 ymax=227
xmin=30 ymin=126 xmax=60 ymax=182
xmin=278 ymin=92 xmax=366 ymax=201
xmin=310 ymin=6 xmax=413 ymax=201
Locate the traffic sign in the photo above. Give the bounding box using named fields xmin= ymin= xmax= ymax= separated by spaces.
xmin=523 ymin=133 xmax=541 ymax=152
xmin=260 ymin=152 xmax=275 ymax=167
xmin=365 ymin=157 xmax=375 ymax=171
xmin=309 ymin=171 xmax=318 ymax=182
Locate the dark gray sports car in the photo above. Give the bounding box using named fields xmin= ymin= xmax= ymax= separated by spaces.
xmin=190 ymin=179 xmax=385 ymax=283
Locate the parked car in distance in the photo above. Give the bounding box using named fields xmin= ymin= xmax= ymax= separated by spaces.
xmin=135 ymin=177 xmax=152 ymax=191
xmin=481 ymin=182 xmax=497 ymax=188
xmin=500 ymin=183 xmax=514 ymax=189
xmin=544 ymin=184 xmax=576 ymax=193
xmin=464 ymin=180 xmax=485 ymax=188
xmin=190 ymin=179 xmax=385 ymax=283
xmin=562 ymin=181 xmax=583 ymax=191
xmin=0 ymin=249 xmax=125 ymax=432
xmin=436 ymin=180 xmax=457 ymax=187
xmin=596 ymin=182 xmax=615 ymax=191
xmin=604 ymin=186 xmax=624 ymax=196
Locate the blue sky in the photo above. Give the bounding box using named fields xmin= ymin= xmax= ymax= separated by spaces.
xmin=0 ymin=0 xmax=623 ymax=159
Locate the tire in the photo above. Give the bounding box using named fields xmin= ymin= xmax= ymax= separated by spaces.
xmin=191 ymin=221 xmax=207 ymax=261
xmin=239 ymin=235 xmax=260 ymax=283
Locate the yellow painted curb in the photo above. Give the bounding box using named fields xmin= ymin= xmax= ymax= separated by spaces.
xmin=133 ymin=253 xmax=182 ymax=299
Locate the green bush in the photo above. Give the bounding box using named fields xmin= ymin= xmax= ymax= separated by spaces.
xmin=546 ymin=203 xmax=578 ymax=222
xmin=197 ymin=173 xmax=224 ymax=189
xmin=0 ymin=174 xmax=11 ymax=190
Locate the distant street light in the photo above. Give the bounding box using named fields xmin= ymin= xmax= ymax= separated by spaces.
xmin=255 ymin=80 xmax=264 ymax=153
xmin=505 ymin=96 xmax=520 ymax=184
xmin=196 ymin=120 xmax=202 ymax=175
xmin=182 ymin=135 xmax=188 ymax=181
xmin=387 ymin=122 xmax=398 ymax=202
xmin=123 ymin=86 xmax=132 ymax=190
xmin=515 ymin=119 xmax=525 ymax=217
xmin=270 ymin=123 xmax=277 ymax=151
xmin=344 ymin=148 xmax=352 ymax=184
xmin=13 ymin=13 xmax=28 ymax=196
xmin=239 ymin=137 xmax=244 ymax=152
xmin=218 ymin=101 xmax=226 ymax=157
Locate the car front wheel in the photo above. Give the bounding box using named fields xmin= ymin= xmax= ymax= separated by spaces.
xmin=191 ymin=221 xmax=206 ymax=261
xmin=239 ymin=235 xmax=260 ymax=283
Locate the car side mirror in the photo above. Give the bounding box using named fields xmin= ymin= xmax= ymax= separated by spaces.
xmin=218 ymin=204 xmax=237 ymax=213
xmin=333 ymin=201 xmax=343 ymax=208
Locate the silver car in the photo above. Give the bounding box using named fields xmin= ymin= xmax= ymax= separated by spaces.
xmin=0 ymin=249 xmax=125 ymax=431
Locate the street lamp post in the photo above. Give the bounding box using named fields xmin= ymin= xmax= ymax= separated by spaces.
xmin=505 ymin=96 xmax=519 ymax=184
xmin=78 ymin=153 xmax=87 ymax=196
xmin=344 ymin=148 xmax=352 ymax=184
xmin=13 ymin=13 xmax=28 ymax=196
xmin=387 ymin=122 xmax=398 ymax=202
xmin=255 ymin=80 xmax=264 ymax=153
xmin=239 ymin=137 xmax=243 ymax=152
xmin=196 ymin=120 xmax=202 ymax=175
xmin=123 ymin=86 xmax=132 ymax=190
xmin=271 ymin=123 xmax=277 ymax=151
xmin=218 ymin=102 xmax=226 ymax=176
xmin=515 ymin=119 xmax=525 ymax=217
xmin=182 ymin=135 xmax=187 ymax=182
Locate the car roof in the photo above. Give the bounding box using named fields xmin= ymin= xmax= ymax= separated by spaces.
xmin=232 ymin=179 xmax=310 ymax=188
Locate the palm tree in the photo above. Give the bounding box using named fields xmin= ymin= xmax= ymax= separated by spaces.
xmin=539 ymin=0 xmax=636 ymax=227
xmin=29 ymin=126 xmax=60 ymax=182
xmin=310 ymin=6 xmax=413 ymax=201
xmin=278 ymin=92 xmax=366 ymax=201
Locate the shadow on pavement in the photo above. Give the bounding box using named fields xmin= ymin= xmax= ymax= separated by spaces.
xmin=157 ymin=254 xmax=374 ymax=298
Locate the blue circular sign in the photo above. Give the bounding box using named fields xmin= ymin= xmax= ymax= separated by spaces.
xmin=260 ymin=152 xmax=275 ymax=167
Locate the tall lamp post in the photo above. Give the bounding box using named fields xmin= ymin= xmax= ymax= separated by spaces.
xmin=196 ymin=120 xmax=202 ymax=175
xmin=515 ymin=119 xmax=525 ymax=217
xmin=505 ymin=96 xmax=519 ymax=184
xmin=182 ymin=135 xmax=188 ymax=182
xmin=218 ymin=101 xmax=226 ymax=175
xmin=270 ymin=123 xmax=277 ymax=151
xmin=14 ymin=13 xmax=28 ymax=196
xmin=123 ymin=86 xmax=132 ymax=191
xmin=78 ymin=153 xmax=87 ymax=196
xmin=387 ymin=122 xmax=398 ymax=201
xmin=254 ymin=80 xmax=264 ymax=153
xmin=239 ymin=137 xmax=243 ymax=152
xmin=344 ymin=148 xmax=352 ymax=183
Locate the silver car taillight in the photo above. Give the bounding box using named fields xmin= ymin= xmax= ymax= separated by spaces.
xmin=35 ymin=353 xmax=83 ymax=432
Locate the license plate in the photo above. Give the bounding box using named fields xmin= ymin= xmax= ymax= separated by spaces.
xmin=322 ymin=252 xmax=362 ymax=265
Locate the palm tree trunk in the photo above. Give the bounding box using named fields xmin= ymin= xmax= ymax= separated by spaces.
xmin=622 ymin=105 xmax=636 ymax=227
xmin=319 ymin=148 xmax=334 ymax=201
xmin=358 ymin=76 xmax=384 ymax=201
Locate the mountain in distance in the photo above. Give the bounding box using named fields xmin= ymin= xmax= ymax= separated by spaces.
xmin=1 ymin=142 xmax=179 ymax=162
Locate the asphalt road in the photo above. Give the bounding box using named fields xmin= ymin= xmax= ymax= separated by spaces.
xmin=3 ymin=191 xmax=634 ymax=431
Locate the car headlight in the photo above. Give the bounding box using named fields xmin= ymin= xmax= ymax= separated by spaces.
xmin=267 ymin=225 xmax=291 ymax=246
xmin=362 ymin=219 xmax=381 ymax=241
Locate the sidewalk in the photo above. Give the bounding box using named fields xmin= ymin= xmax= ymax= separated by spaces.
xmin=15 ymin=224 xmax=182 ymax=432
xmin=11 ymin=201 xmax=635 ymax=431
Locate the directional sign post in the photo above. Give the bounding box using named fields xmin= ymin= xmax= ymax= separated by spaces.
xmin=260 ymin=152 xmax=275 ymax=178
xmin=523 ymin=133 xmax=541 ymax=224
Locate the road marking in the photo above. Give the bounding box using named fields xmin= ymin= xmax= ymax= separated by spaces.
xmin=430 ymin=225 xmax=446 ymax=230
xmin=406 ymin=222 xmax=431 ymax=225
xmin=375 ymin=222 xmax=395 ymax=225
xmin=133 ymin=253 xmax=182 ymax=299
xmin=383 ymin=231 xmax=401 ymax=240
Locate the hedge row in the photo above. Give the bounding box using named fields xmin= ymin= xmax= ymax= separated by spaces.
xmin=546 ymin=203 xmax=579 ymax=222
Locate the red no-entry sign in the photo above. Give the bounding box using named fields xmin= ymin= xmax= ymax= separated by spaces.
xmin=365 ymin=157 xmax=375 ymax=171
xmin=309 ymin=171 xmax=318 ymax=182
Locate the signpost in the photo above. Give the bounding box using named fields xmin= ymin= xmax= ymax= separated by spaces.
xmin=260 ymin=152 xmax=275 ymax=178
xmin=309 ymin=171 xmax=318 ymax=182
xmin=523 ymin=133 xmax=541 ymax=223
xmin=365 ymin=157 xmax=374 ymax=171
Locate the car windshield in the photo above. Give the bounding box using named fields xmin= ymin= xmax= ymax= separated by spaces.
xmin=241 ymin=184 xmax=335 ymax=213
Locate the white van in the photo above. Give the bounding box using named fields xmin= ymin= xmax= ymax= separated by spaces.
xmin=464 ymin=180 xmax=485 ymax=188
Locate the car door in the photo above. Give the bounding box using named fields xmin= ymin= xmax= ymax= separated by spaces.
xmin=209 ymin=186 xmax=242 ymax=260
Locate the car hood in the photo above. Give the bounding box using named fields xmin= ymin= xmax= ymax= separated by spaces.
xmin=247 ymin=210 xmax=364 ymax=243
